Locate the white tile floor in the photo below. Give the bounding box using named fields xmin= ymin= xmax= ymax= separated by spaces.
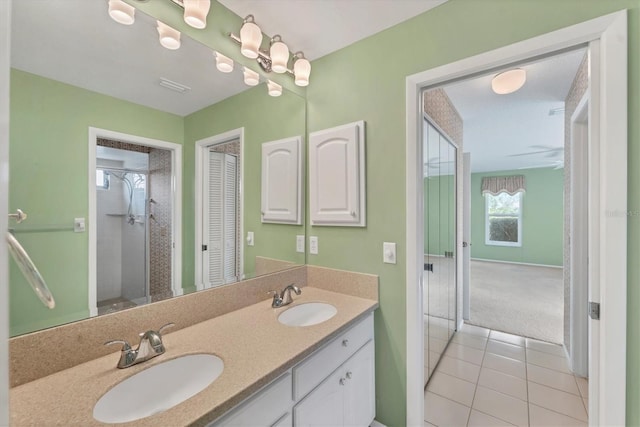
xmin=425 ymin=324 xmax=589 ymax=427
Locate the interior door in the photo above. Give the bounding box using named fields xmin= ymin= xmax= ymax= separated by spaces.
xmin=462 ymin=152 xmax=471 ymax=320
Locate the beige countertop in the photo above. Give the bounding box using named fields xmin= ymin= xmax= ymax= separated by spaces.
xmin=10 ymin=287 xmax=378 ymax=426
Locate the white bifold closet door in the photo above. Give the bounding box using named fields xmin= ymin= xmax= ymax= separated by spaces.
xmin=202 ymin=151 xmax=237 ymax=288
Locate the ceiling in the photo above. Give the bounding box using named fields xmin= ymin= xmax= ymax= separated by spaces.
xmin=11 ymin=0 xmax=251 ymax=117
xmin=442 ymin=48 xmax=587 ymax=173
xmin=218 ymin=0 xmax=448 ymax=60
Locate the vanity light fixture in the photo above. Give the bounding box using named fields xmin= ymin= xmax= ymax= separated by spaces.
xmin=267 ymin=80 xmax=282 ymax=97
xmin=293 ymin=52 xmax=311 ymax=87
xmin=168 ymin=0 xmax=211 ymax=29
xmin=239 ymin=15 xmax=263 ymax=59
xmin=230 ymin=15 xmax=311 ymax=86
xmin=108 ymin=0 xmax=135 ymax=25
xmin=215 ymin=51 xmax=234 ymax=73
xmin=491 ymin=68 xmax=526 ymax=94
xmin=157 ymin=21 xmax=181 ymax=50
xmin=270 ymin=35 xmax=289 ymax=74
xmin=243 ymin=67 xmax=260 ymax=86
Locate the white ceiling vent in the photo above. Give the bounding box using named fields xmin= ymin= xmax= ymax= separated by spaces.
xmin=159 ymin=77 xmax=191 ymax=93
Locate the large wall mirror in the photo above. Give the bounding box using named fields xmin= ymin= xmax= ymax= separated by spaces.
xmin=8 ymin=0 xmax=306 ymax=336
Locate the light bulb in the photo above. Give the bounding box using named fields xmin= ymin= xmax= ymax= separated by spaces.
xmin=157 ymin=21 xmax=181 ymax=50
xmin=270 ymin=37 xmax=289 ymax=74
xmin=215 ymin=52 xmax=234 ymax=73
xmin=294 ymin=55 xmax=311 ymax=87
xmin=240 ymin=17 xmax=262 ymax=59
xmin=243 ymin=67 xmax=260 ymax=86
xmin=491 ymin=69 xmax=526 ymax=94
xmin=267 ymin=80 xmax=282 ymax=97
xmin=108 ymin=0 xmax=135 ymax=25
xmin=183 ymin=0 xmax=210 ymax=29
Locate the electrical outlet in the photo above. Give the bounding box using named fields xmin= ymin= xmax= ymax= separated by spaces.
xmin=296 ymin=235 xmax=305 ymax=253
xmin=383 ymin=242 xmax=396 ymax=264
xmin=246 ymin=231 xmax=254 ymax=246
xmin=309 ymin=236 xmax=319 ymax=255
xmin=74 ymin=218 xmax=85 ymax=233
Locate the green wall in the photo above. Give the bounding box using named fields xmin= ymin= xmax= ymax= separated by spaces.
xmin=182 ymin=86 xmax=306 ymax=292
xmin=470 ymin=168 xmax=563 ymax=266
xmin=305 ymin=0 xmax=640 ymax=424
xmin=9 ymin=69 xmax=184 ymax=336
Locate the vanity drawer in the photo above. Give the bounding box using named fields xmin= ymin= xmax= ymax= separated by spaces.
xmin=211 ymin=372 xmax=293 ymax=427
xmin=292 ymin=312 xmax=373 ymax=400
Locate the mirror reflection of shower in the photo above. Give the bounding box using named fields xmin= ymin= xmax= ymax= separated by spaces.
xmin=96 ymin=145 xmax=149 ymax=315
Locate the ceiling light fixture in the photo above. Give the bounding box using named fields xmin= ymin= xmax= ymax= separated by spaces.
xmin=215 ymin=51 xmax=234 ymax=73
xmin=491 ymin=68 xmax=526 ymax=94
xmin=157 ymin=21 xmax=181 ymax=50
xmin=267 ymin=80 xmax=282 ymax=97
xmin=230 ymin=15 xmax=311 ymax=87
xmin=108 ymin=0 xmax=135 ymax=25
xmin=243 ymin=67 xmax=260 ymax=86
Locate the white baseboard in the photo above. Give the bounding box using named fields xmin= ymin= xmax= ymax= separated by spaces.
xmin=370 ymin=421 xmax=387 ymax=427
xmin=471 ymin=257 xmax=563 ymax=269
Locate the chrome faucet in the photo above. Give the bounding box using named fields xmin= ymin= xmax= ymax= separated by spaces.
xmin=269 ymin=284 xmax=302 ymax=308
xmin=105 ymin=323 xmax=175 ymax=369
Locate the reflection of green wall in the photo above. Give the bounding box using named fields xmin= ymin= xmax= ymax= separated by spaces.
xmin=305 ymin=1 xmax=639 ymax=424
xmin=424 ymin=176 xmax=455 ymax=256
xmin=183 ymin=86 xmax=306 ymax=292
xmin=9 ymin=69 xmax=184 ymax=336
xmin=9 ymin=69 xmax=305 ymax=334
xmin=470 ymin=168 xmax=563 ymax=266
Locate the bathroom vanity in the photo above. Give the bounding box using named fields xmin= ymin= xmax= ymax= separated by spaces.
xmin=9 ymin=266 xmax=378 ymax=426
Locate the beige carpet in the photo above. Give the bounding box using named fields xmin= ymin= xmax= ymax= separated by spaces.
xmin=468 ymin=260 xmax=563 ymax=344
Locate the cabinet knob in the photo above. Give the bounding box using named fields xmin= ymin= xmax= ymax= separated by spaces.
xmin=351 ymin=211 xmax=356 ymax=217
xmin=342 ymin=339 xmax=349 ymax=347
xmin=346 ymin=371 xmax=352 ymax=379
xmin=339 ymin=378 xmax=346 ymax=386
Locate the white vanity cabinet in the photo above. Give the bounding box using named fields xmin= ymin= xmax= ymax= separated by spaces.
xmin=294 ymin=340 xmax=375 ymax=427
xmin=209 ymin=313 xmax=375 ymax=427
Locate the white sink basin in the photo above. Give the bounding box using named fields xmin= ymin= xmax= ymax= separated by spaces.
xmin=278 ymin=302 xmax=337 ymax=327
xmin=93 ymin=354 xmax=223 ymax=423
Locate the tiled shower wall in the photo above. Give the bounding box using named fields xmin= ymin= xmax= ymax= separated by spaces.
xmin=149 ymin=148 xmax=173 ymax=302
xmin=563 ymin=53 xmax=588 ymax=353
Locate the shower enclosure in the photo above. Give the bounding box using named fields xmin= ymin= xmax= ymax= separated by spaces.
xmin=96 ymin=146 xmax=150 ymax=314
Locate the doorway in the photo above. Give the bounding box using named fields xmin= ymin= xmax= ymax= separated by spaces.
xmin=406 ymin=11 xmax=627 ymax=426
xmin=194 ymin=128 xmax=244 ymax=290
xmin=88 ymin=127 xmax=183 ymax=317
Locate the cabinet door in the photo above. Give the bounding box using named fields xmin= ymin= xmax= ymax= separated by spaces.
xmin=261 ymin=136 xmax=302 ymax=224
xmin=343 ymin=340 xmax=375 ymax=427
xmin=309 ymin=121 xmax=365 ymax=226
xmin=294 ymin=369 xmax=344 ymax=427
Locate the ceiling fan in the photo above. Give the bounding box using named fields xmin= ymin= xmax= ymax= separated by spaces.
xmin=518 ymin=159 xmax=564 ymax=170
xmin=507 ymin=144 xmax=563 ymax=158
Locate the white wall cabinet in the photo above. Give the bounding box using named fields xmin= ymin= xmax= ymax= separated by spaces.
xmin=210 ymin=313 xmax=375 ymax=427
xmin=309 ymin=121 xmax=365 ymax=227
xmin=261 ymin=136 xmax=302 ymax=225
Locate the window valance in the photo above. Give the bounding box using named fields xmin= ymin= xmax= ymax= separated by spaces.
xmin=481 ymin=175 xmax=526 ymax=196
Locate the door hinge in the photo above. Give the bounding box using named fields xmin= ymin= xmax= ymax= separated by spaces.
xmin=589 ymin=301 xmax=600 ymax=320
xmin=202 ymin=244 xmax=208 ymax=251
xmin=424 ymin=263 xmax=433 ymax=272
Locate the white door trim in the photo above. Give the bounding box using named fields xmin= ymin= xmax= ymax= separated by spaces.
xmin=569 ymin=92 xmax=589 ymax=377
xmin=0 ymin=0 xmax=11 ymax=423
xmin=88 ymin=127 xmax=183 ymax=315
xmin=194 ymin=128 xmax=244 ymax=290
xmin=406 ymin=10 xmax=627 ymax=426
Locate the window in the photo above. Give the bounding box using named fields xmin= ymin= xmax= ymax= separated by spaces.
xmin=485 ymin=192 xmax=522 ymax=246
xmin=96 ymin=170 xmax=109 ymax=189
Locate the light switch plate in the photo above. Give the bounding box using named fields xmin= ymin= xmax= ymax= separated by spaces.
xmin=74 ymin=217 xmax=85 ymax=233
xmin=296 ymin=235 xmax=305 ymax=253
xmin=383 ymin=242 xmax=396 ymax=264
xmin=246 ymin=231 xmax=254 ymax=246
xmin=309 ymin=236 xmax=318 ymax=255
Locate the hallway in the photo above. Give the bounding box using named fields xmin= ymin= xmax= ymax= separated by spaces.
xmin=425 ymin=324 xmax=588 ymax=426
